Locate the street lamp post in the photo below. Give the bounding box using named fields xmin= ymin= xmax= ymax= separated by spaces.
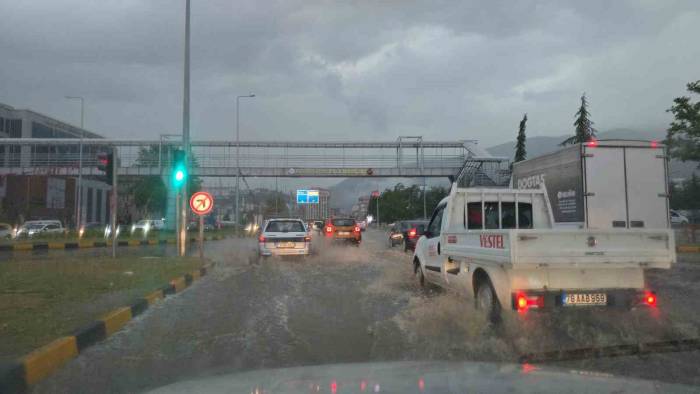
xmin=65 ymin=96 xmax=84 ymax=232
xmin=235 ymin=94 xmax=255 ymax=234
xmin=179 ymin=0 xmax=191 ymax=257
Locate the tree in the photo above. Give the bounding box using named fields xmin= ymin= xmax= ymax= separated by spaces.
xmin=666 ymin=80 xmax=700 ymax=163
xmin=367 ymin=184 xmax=449 ymax=223
xmin=514 ymin=113 xmax=527 ymax=163
xmin=561 ymin=93 xmax=597 ymax=146
xmin=128 ymin=145 xmax=203 ymax=218
xmin=670 ymin=174 xmax=700 ymax=210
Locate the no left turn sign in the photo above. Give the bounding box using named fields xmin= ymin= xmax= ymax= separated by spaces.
xmin=190 ymin=191 xmax=214 ymax=216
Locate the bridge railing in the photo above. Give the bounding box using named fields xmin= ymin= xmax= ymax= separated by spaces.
xmin=0 ymin=138 xmax=507 ymax=177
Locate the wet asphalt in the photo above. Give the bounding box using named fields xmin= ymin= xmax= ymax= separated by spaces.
xmin=26 ymin=230 xmax=700 ymax=393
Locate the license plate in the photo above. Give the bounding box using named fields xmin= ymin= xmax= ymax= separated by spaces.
xmin=338 ymin=231 xmax=350 ymax=236
xmin=276 ymin=242 xmax=296 ymax=248
xmin=562 ymin=293 xmax=607 ymax=306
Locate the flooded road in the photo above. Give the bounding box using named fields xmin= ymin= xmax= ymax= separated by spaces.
xmin=32 ymin=230 xmax=700 ymax=393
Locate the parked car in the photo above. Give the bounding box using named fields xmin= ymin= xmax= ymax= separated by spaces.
xmin=15 ymin=220 xmax=64 ymax=238
xmin=670 ymin=210 xmax=689 ymax=225
xmin=131 ymin=219 xmax=165 ymax=235
xmin=84 ymin=222 xmax=103 ymax=229
xmin=104 ymin=224 xmax=127 ymax=239
xmin=0 ymin=223 xmax=14 ymax=239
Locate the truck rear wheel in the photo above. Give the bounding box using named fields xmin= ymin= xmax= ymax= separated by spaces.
xmin=414 ymin=261 xmax=425 ymax=287
xmin=476 ymin=279 xmax=501 ymax=324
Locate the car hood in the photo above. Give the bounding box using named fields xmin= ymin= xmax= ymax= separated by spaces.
xmin=146 ymin=360 xmax=694 ymax=394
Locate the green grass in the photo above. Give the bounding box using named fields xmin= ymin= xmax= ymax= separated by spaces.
xmin=0 ymin=256 xmax=203 ymax=362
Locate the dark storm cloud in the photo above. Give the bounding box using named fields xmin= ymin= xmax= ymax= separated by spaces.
xmin=0 ymin=0 xmax=698 ymax=143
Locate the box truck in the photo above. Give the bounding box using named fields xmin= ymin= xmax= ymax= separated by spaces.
xmin=411 ymin=140 xmax=675 ymax=322
xmin=511 ymin=140 xmax=669 ymax=229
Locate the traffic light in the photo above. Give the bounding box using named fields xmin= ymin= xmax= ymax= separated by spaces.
xmin=172 ymin=149 xmax=187 ymax=188
xmin=97 ymin=152 xmax=114 ymax=185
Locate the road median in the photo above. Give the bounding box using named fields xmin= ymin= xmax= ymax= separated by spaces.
xmin=0 ymin=256 xmax=211 ymax=393
xmin=0 ymin=233 xmax=232 ymax=253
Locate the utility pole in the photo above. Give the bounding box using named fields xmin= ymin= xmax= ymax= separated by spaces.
xmin=65 ymin=96 xmax=84 ymax=232
xmin=111 ymin=148 xmax=118 ymax=258
xmin=423 ymin=178 xmax=427 ymax=219
xmin=235 ymin=94 xmax=255 ymax=234
xmin=179 ymin=0 xmax=191 ymax=256
xmin=274 ymin=176 xmax=278 ymax=215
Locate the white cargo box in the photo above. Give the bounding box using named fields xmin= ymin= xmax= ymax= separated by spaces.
xmin=511 ymin=140 xmax=669 ymax=229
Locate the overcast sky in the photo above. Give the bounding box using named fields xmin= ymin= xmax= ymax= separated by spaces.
xmin=1 ymin=0 xmax=699 ymax=148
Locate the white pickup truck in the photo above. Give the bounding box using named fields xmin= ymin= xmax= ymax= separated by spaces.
xmin=412 ymin=186 xmax=675 ymax=322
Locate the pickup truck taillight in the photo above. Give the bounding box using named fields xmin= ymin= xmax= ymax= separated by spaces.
xmin=514 ymin=292 xmax=544 ymax=311
xmin=644 ymin=291 xmax=657 ymax=307
xmin=353 ymin=226 xmax=361 ymax=233
xmin=408 ymin=228 xmax=417 ymax=238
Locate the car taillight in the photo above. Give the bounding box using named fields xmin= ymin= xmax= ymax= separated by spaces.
xmin=354 ymin=226 xmax=360 ymax=233
xmin=644 ymin=291 xmax=657 ymax=307
xmin=304 ymin=235 xmax=311 ymax=242
xmin=326 ymin=226 xmax=333 ymax=233
xmin=514 ymin=293 xmax=544 ymax=311
xmin=586 ymin=138 xmax=598 ymax=147
xmin=408 ymin=228 xmax=417 ymax=238
xmin=258 ymin=235 xmax=266 ymax=243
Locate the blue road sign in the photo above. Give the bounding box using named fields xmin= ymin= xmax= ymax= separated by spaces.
xmin=296 ymin=189 xmax=319 ymax=204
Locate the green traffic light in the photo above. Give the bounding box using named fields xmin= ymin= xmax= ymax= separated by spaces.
xmin=171 ymin=148 xmax=187 ymax=188
xmin=172 ymin=166 xmax=187 ymax=187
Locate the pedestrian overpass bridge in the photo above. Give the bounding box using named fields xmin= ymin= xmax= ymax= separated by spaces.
xmin=0 ymin=137 xmax=510 ymax=185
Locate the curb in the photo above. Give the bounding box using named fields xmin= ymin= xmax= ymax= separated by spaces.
xmin=0 ymin=265 xmax=211 ymax=393
xmin=677 ymin=245 xmax=700 ymax=253
xmin=0 ymin=234 xmax=232 ymax=253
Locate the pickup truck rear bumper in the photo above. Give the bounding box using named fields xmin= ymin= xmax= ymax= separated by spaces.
xmin=510 ymin=289 xmax=655 ymax=311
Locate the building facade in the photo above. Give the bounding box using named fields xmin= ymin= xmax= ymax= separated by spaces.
xmin=0 ymin=103 xmax=108 ymax=227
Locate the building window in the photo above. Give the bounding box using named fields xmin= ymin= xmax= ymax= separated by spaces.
xmin=32 ymin=122 xmax=55 ymax=138
xmin=5 ymin=118 xmax=22 ymax=138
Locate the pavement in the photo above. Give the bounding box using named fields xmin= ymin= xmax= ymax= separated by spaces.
xmin=25 ymin=230 xmax=700 ymax=393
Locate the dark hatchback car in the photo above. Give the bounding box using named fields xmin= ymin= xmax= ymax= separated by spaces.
xmin=389 ymin=220 xmax=428 ymax=251
xmin=403 ymin=220 xmax=428 ymax=251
